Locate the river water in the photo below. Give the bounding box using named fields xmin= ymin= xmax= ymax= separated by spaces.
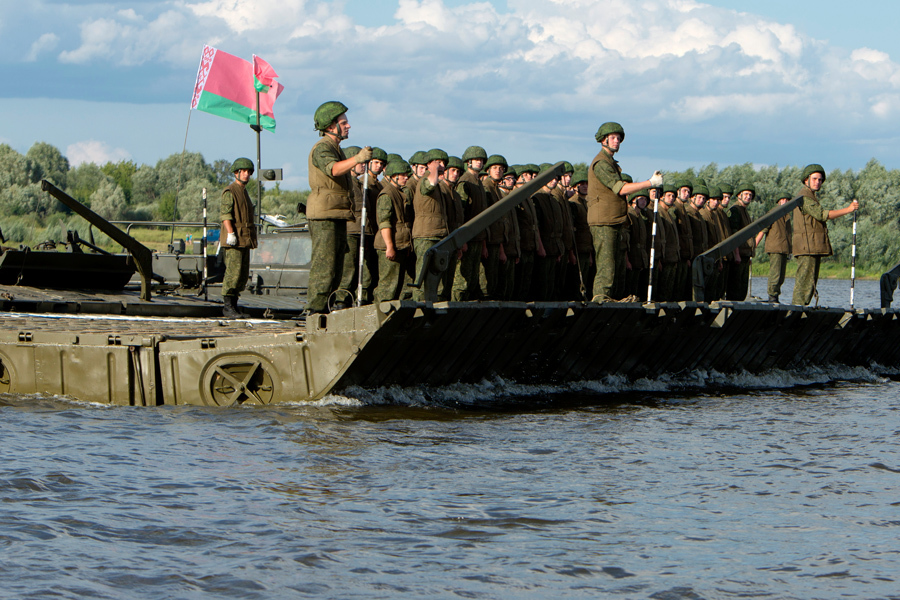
xmin=2 ymin=279 xmax=899 ymax=600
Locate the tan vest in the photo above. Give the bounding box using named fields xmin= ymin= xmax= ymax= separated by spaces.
xmin=792 ymin=186 xmax=832 ymax=257
xmin=458 ymin=170 xmax=488 ymax=242
xmin=412 ymin=174 xmax=450 ymax=239
xmin=222 ymin=181 xmax=258 ymax=249
xmin=686 ymin=203 xmax=709 ymax=259
xmin=586 ymin=149 xmax=627 ymax=226
xmin=374 ymin=179 xmax=412 ymax=251
xmin=306 ymin=135 xmax=353 ymax=220
xmin=765 ymin=214 xmax=792 ymax=254
xmin=570 ymin=195 xmax=593 ymax=253
xmin=483 ymin=178 xmax=508 ymax=245
xmin=729 ymin=204 xmax=755 ymax=257
xmin=658 ymin=203 xmax=681 ymax=264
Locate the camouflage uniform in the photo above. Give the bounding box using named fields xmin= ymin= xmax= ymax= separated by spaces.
xmin=220 ymin=180 xmax=258 ymax=299
xmin=792 ymin=184 xmax=832 ymax=305
xmin=586 ymin=148 xmax=627 ymax=301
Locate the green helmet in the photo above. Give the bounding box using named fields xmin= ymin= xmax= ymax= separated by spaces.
xmin=447 ymin=156 xmax=464 ymax=171
xmin=462 ymin=145 xmax=488 ymax=162
xmin=385 ymin=160 xmax=412 ymax=177
xmin=736 ymin=183 xmax=756 ymax=197
xmin=371 ymin=147 xmax=388 ymax=162
xmin=621 ymin=173 xmax=634 ymax=184
xmin=424 ymin=148 xmax=449 ymax=163
xmin=231 ymin=157 xmax=254 ymax=174
xmin=718 ymin=182 xmax=734 ymax=195
xmin=344 ymin=146 xmax=361 ymax=158
xmin=523 ymin=163 xmax=540 ymax=175
xmin=692 ymin=184 xmax=709 ymax=198
xmin=595 ymin=121 xmax=625 ymax=143
xmin=409 ymin=151 xmax=427 ymax=166
xmin=314 ymin=101 xmax=348 ymax=131
xmin=800 ymin=164 xmax=826 ymax=183
xmin=510 ymin=164 xmax=524 ymax=177
xmin=571 ymin=169 xmax=588 ymax=186
xmin=540 ymin=162 xmax=553 ymax=173
xmin=485 ymin=154 xmax=508 ymax=169
xmin=628 ymin=191 xmax=649 ymax=203
xmin=662 ymin=183 xmax=677 ymax=194
xmin=708 ymin=184 xmax=722 ymax=200
xmin=777 ymin=191 xmax=792 ymax=201
xmin=675 ymin=178 xmax=693 ymax=192
xmin=387 ymin=153 xmax=403 ymax=164
xmin=561 ymin=161 xmax=575 ymax=174
xmin=504 ymin=165 xmax=518 ymax=178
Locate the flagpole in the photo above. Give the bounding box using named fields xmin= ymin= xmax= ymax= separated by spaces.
xmin=253 ymin=91 xmax=262 ymax=234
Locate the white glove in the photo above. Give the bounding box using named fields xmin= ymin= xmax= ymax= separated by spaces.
xmin=649 ymin=170 xmax=663 ymax=187
xmin=226 ymin=232 xmax=237 ymax=246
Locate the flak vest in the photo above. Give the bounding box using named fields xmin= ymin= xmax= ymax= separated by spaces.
xmin=765 ymin=214 xmax=792 ymax=254
xmin=411 ymin=174 xmax=450 ymax=239
xmin=552 ymin=187 xmax=575 ymax=251
xmin=517 ymin=198 xmax=541 ymax=253
xmin=374 ymin=179 xmax=413 ymax=252
xmin=685 ymin=203 xmax=709 ymax=258
xmin=673 ymin=200 xmax=693 ymax=259
xmin=586 ymin=149 xmax=627 ymax=226
xmin=223 ymin=181 xmax=258 ymax=249
xmin=627 ymin=207 xmax=649 ymax=268
xmin=658 ymin=204 xmax=681 ymax=264
xmin=570 ymin=196 xmax=594 ymax=254
xmin=792 ymin=186 xmax=832 ymax=257
xmin=306 ymin=135 xmax=353 ymax=220
xmin=458 ymin=171 xmax=488 ymax=243
xmin=729 ymin=204 xmax=755 ymax=257
xmin=440 ymin=180 xmax=465 ymax=232
xmin=534 ymin=190 xmax=564 ymax=256
xmin=483 ymin=178 xmax=508 ymax=245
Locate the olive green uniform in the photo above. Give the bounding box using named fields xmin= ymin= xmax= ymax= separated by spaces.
xmin=452 ymin=170 xmax=488 ymax=301
xmin=568 ymin=194 xmax=594 ymax=299
xmin=220 ymin=181 xmax=258 ymax=299
xmin=340 ymin=173 xmax=379 ymax=304
xmin=672 ymin=200 xmax=693 ymax=300
xmin=373 ymin=178 xmax=414 ymax=303
xmin=306 ymin=136 xmax=354 ymax=312
xmin=533 ymin=189 xmax=564 ymax=301
xmin=625 ymin=206 xmax=649 ymax=298
xmin=727 ymin=204 xmax=754 ymax=301
xmin=480 ymin=178 xmax=508 ymax=300
xmin=552 ymin=186 xmax=575 ymax=300
xmin=763 ymin=213 xmax=792 ymax=301
xmin=791 ymin=185 xmax=831 ymax=305
xmin=657 ymin=203 xmax=681 ymax=301
xmin=411 ymin=174 xmax=451 ymax=301
xmin=514 ymin=196 xmax=541 ymax=301
xmin=587 ymin=148 xmax=627 ymax=301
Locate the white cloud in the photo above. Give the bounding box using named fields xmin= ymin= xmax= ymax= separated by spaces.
xmin=26 ymin=32 xmax=59 ymax=62
xmin=66 ymin=140 xmax=132 ymax=166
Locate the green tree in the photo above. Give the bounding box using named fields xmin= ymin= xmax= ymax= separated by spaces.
xmin=89 ymin=180 xmax=127 ymax=220
xmin=67 ymin=162 xmax=111 ymax=205
xmin=0 ymin=144 xmax=40 ymax=188
xmin=26 ymin=142 xmax=69 ymax=188
xmin=101 ymin=160 xmax=137 ymax=203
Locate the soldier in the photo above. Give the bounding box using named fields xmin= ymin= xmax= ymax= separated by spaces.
xmin=757 ymin=191 xmax=792 ymax=303
xmin=340 ymin=146 xmax=385 ymax=306
xmin=656 ymin=184 xmax=681 ymax=301
xmin=373 ymin=160 xmax=414 ymax=303
xmin=411 ymin=149 xmax=453 ymax=302
xmin=481 ymin=154 xmax=510 ymax=300
xmin=726 ymin=183 xmax=756 ymax=301
xmin=625 ymin=191 xmax=650 ymax=300
xmin=671 ymin=179 xmax=694 ymax=300
xmin=791 ymin=164 xmax=858 ymax=305
xmin=568 ymin=169 xmax=594 ymax=299
xmin=407 ymin=151 xmax=426 ymax=191
xmin=700 ymin=184 xmax=724 ymax=301
xmin=514 ymin=166 xmax=544 ymax=301
xmin=552 ymin=161 xmax=577 ymax=299
xmin=532 ymin=168 xmax=564 ymax=301
xmin=306 ymin=101 xmax=371 ymax=314
xmin=501 ymin=166 xmax=518 ymax=192
xmin=220 ymin=157 xmax=258 ymax=319
xmin=451 ymin=146 xmax=489 ymax=301
xmin=685 ymin=184 xmax=710 ymax=300
xmin=587 ymin=122 xmax=662 ymax=302
xmin=719 ymin=182 xmax=733 ymax=210
xmin=439 ymin=156 xmax=466 ymax=301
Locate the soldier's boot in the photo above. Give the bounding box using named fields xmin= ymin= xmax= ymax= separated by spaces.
xmin=767 ymin=295 xmax=779 ymax=303
xmin=222 ymin=295 xmax=247 ymax=319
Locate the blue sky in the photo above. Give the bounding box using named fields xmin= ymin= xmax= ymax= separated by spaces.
xmin=2 ymin=0 xmax=899 ymax=190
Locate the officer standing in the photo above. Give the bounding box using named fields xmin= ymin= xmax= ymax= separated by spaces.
xmin=451 ymin=146 xmax=489 ymax=301
xmin=220 ymin=157 xmax=258 ymax=319
xmin=792 ymin=164 xmax=858 ymax=305
xmin=726 ymin=183 xmax=756 ymax=301
xmin=587 ymin=122 xmax=662 ymax=302
xmin=306 ymin=101 xmax=372 ymax=314
xmin=758 ymin=191 xmax=793 ymax=303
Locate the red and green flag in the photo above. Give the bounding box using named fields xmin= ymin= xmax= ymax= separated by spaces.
xmin=190 ymin=45 xmax=284 ymax=132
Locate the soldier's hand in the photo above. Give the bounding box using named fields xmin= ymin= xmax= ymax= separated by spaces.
xmin=226 ymin=232 xmax=237 ymax=246
xmin=355 ymin=146 xmax=373 ymax=164
xmin=849 ymin=199 xmax=859 ymax=212
xmin=649 ymin=171 xmax=664 ymax=187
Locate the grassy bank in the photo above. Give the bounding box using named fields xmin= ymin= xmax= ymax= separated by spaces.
xmin=750 ymin=259 xmax=882 ymax=280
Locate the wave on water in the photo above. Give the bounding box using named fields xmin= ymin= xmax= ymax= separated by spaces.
xmin=313 ymin=362 xmax=894 ymax=408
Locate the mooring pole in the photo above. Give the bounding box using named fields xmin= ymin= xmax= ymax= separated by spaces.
xmin=357 ymin=165 xmax=370 ymax=307
xmin=647 ymin=196 xmax=660 ymax=302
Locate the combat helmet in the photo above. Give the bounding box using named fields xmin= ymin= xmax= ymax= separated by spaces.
xmin=800 ymin=164 xmax=826 ymax=183
xmin=231 ymin=157 xmax=254 ymax=174
xmin=424 ymin=148 xmax=449 ymax=163
xmin=561 ymin=161 xmax=575 ymax=174
xmin=462 ymin=145 xmax=488 ymax=162
xmin=736 ymin=182 xmax=756 ymax=197
xmin=409 ymin=151 xmax=427 ymax=166
xmin=485 ymin=154 xmax=508 ymax=169
xmin=571 ymin=169 xmax=588 ymax=186
xmin=385 ymin=160 xmax=412 ymax=177
xmin=447 ymin=156 xmax=464 ymax=171
xmin=344 ymin=146 xmax=361 ymax=159
xmin=314 ymin=101 xmax=348 ymax=132
xmin=595 ymin=121 xmax=625 ymax=143
xmin=371 ymin=147 xmax=388 ymax=163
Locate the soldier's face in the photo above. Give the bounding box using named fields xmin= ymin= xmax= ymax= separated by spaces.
xmin=636 ymin=197 xmax=648 ymax=209
xmin=663 ymin=192 xmax=676 ymax=206
xmin=679 ymin=187 xmax=691 ymax=200
xmin=235 ymin=169 xmax=252 ymax=184
xmin=393 ymin=173 xmax=409 ymax=187
xmin=603 ymin=133 xmax=623 ymax=152
xmin=739 ymin=190 xmax=754 ymax=205
xmin=692 ymin=194 xmax=707 ymax=208
xmin=503 ymin=175 xmax=516 ymax=187
xmin=560 ymin=173 xmax=572 ymax=187
xmin=369 ymin=159 xmax=385 ymax=175
xmin=576 ymin=182 xmax=588 ymax=195
xmin=808 ymin=173 xmax=824 ymax=191
xmin=488 ymin=165 xmax=505 ymax=181
xmin=468 ymin=158 xmax=485 ymax=172
xmin=446 ymin=167 xmax=462 ymax=183
xmin=708 ymin=197 xmax=719 ymax=209
xmin=721 ymin=193 xmax=731 ymax=206
xmin=354 ymin=163 xmax=366 ymax=175
xmin=415 ymin=164 xmax=427 ymax=177
xmin=546 ymin=177 xmax=559 ymax=189
xmin=649 ymin=188 xmax=659 ymax=200
xmin=521 ymin=172 xmax=534 ymax=182
xmin=778 ymin=197 xmax=789 ymax=205
xmin=331 ymin=114 xmax=350 ymax=138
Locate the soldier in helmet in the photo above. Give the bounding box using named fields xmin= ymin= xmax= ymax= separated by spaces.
xmin=552 ymin=161 xmax=577 ymax=299
xmin=306 ymin=101 xmax=372 ymax=314
xmin=588 ymin=122 xmax=663 ymax=302
xmin=756 ymin=191 xmax=793 ymax=303
xmin=451 ymin=145 xmax=489 ymax=301
xmin=513 ymin=165 xmax=544 ymax=300
xmin=440 ymin=156 xmax=466 ymax=301
xmin=568 ymin=168 xmax=594 ymax=299
xmin=481 ymin=154 xmax=510 ymax=299
xmin=624 ymin=191 xmax=650 ymax=299
xmin=532 ymin=166 xmax=564 ymax=301
xmin=791 ymin=164 xmax=858 ymax=305
xmin=373 ymin=160 xmax=414 ymax=303
xmin=726 ymin=183 xmax=756 ymax=301
xmin=339 ymin=146 xmax=383 ymax=306
xmin=411 ymin=149 xmax=454 ymax=301
xmin=656 ymin=184 xmax=681 ymax=301
xmin=220 ymin=157 xmax=258 ymax=318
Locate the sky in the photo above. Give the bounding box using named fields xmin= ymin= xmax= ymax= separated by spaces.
xmin=2 ymin=0 xmax=900 ymax=190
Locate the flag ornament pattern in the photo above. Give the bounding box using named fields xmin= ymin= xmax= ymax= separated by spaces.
xmin=191 ymin=45 xmax=284 ymax=133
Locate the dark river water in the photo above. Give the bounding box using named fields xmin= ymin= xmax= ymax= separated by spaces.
xmin=2 ymin=279 xmax=899 ymax=600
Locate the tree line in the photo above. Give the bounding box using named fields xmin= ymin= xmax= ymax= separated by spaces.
xmin=1 ymin=142 xmax=898 ymax=272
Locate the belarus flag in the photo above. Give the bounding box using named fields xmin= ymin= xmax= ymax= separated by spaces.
xmin=190 ymin=45 xmax=284 ymax=133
